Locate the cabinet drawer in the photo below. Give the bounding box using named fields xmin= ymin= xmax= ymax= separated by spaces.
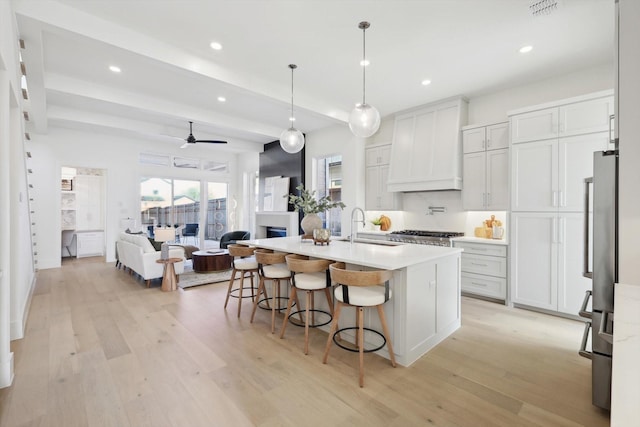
xmin=454 ymin=241 xmax=507 ymax=257
xmin=461 ymin=272 xmax=506 ymax=299
xmin=461 ymin=253 xmax=506 ymax=277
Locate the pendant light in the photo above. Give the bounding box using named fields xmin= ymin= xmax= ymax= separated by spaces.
xmin=279 ymin=64 xmax=305 ymax=154
xmin=349 ymin=21 xmax=380 ymax=138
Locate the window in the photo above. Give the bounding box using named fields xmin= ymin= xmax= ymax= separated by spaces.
xmin=315 ymin=155 xmax=343 ymax=235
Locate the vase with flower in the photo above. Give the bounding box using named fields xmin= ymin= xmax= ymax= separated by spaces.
xmin=285 ymin=184 xmax=346 ymax=235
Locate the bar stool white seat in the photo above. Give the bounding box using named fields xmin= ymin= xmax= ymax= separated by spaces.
xmin=251 ymin=250 xmax=293 ymax=333
xmin=280 ymin=254 xmax=334 ymax=355
xmin=224 ymin=244 xmax=258 ymax=318
xmin=322 ymin=261 xmax=396 ymax=387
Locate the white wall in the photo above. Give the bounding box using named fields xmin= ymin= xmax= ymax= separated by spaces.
xmin=468 ymin=63 xmax=614 ymax=125
xmin=0 ymin=0 xmax=31 ymax=388
xmin=29 ymin=127 xmax=259 ymax=269
xmin=617 ymin=0 xmax=640 ymax=285
xmin=304 ymin=123 xmax=366 ymax=234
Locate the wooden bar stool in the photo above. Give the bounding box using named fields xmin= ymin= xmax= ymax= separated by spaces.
xmin=224 ymin=244 xmax=258 ymax=318
xmin=250 ymin=249 xmax=293 ymax=333
xmin=280 ymin=254 xmax=334 ymax=355
xmin=322 ymin=262 xmax=396 ymax=387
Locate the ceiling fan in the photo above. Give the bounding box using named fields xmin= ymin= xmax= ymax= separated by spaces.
xmin=179 ymin=121 xmax=227 ymax=148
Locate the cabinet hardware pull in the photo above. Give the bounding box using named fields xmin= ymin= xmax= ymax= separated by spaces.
xmin=487 ymin=193 xmax=492 ymax=206
xmin=609 ymin=114 xmax=615 ymax=144
xmin=583 ymin=177 xmax=593 ymax=278
xmin=470 ymin=282 xmax=488 ymax=287
xmin=578 ymin=321 xmax=592 ymax=359
xmin=552 ymin=191 xmax=557 ymax=207
xmin=486 ymin=138 xmax=491 ymax=148
xmin=598 ymin=311 xmax=614 ymax=345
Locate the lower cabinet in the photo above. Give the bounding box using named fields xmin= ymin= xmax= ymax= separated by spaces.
xmin=76 ymin=231 xmax=105 ymax=258
xmin=510 ymin=212 xmax=590 ymax=315
xmin=453 ymin=240 xmax=507 ymax=301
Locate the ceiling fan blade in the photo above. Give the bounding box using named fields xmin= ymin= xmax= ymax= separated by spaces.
xmin=180 ymin=142 xmax=189 ymax=149
xmin=195 ymin=139 xmax=228 ymax=144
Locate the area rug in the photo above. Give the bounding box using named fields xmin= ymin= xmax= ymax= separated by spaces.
xmin=178 ymin=269 xmax=233 ymax=289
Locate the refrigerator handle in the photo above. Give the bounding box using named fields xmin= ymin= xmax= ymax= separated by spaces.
xmin=583 ymin=177 xmax=593 ymax=279
xmin=578 ymin=290 xmax=592 ymax=319
xmin=578 ymin=321 xmax=593 ymax=360
xmin=598 ymin=311 xmax=614 ymax=345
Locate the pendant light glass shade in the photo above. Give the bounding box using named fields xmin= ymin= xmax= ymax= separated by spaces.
xmin=279 ymin=64 xmax=305 ymax=154
xmin=349 ymin=21 xmax=380 ymax=138
xmin=280 ymin=127 xmax=305 ymax=153
xmin=349 ymin=103 xmax=380 ymax=138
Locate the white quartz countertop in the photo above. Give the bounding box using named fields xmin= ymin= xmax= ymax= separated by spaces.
xmin=452 ymin=236 xmax=509 ymax=246
xmin=611 ymin=282 xmax=640 ymax=426
xmin=242 ymin=236 xmax=462 ymax=270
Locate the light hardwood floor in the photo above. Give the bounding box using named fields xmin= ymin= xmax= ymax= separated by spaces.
xmin=0 ymin=257 xmax=609 ymax=426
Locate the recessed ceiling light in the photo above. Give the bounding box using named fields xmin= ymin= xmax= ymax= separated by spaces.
xmin=210 ymin=41 xmax=222 ymax=50
xmin=421 ymin=79 xmax=432 ymax=86
xmin=217 ymin=96 xmax=226 ymax=102
xmin=109 ymin=65 xmax=121 ymax=73
xmin=519 ymin=45 xmax=533 ymax=53
xmin=360 ymin=59 xmax=370 ymax=67
xmin=289 ymin=117 xmax=296 ymax=122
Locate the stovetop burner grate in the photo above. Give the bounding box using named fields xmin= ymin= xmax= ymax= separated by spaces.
xmin=390 ymin=230 xmax=465 ymax=238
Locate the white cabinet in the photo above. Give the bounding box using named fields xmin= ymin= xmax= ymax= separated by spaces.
xmin=453 ymin=240 xmax=507 ymax=301
xmin=76 ymin=231 xmax=105 ymax=258
xmin=388 ymin=98 xmax=468 ymax=192
xmin=462 ymin=122 xmax=509 ymax=210
xmin=511 ymin=213 xmax=590 ymax=315
xmin=509 ymin=91 xmax=612 ymax=316
xmin=74 ymin=174 xmax=104 ymax=231
xmin=365 ymin=144 xmax=402 ymax=210
xmin=512 ymin=132 xmax=609 ymax=212
xmin=511 ymin=93 xmax=613 ymax=144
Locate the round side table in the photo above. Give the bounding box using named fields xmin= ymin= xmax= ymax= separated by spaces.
xmin=156 ymin=257 xmax=182 ymax=291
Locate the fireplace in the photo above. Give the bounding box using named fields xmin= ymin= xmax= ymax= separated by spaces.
xmin=255 ymin=212 xmax=299 ymax=238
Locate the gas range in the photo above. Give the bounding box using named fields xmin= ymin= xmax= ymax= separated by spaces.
xmin=388 ymin=230 xmax=465 ymax=247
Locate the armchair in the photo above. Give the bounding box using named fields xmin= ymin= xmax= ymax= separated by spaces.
xmin=219 ymin=230 xmax=251 ymax=249
xmin=182 ymin=223 xmax=199 ymax=244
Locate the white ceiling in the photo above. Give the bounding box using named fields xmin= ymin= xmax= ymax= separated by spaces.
xmin=13 ymin=0 xmax=614 ymax=153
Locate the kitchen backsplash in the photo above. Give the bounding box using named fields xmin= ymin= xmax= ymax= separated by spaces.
xmin=364 ymin=191 xmax=508 ymax=241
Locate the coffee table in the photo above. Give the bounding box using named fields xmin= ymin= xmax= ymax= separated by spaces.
xmin=192 ymin=250 xmax=233 ymax=273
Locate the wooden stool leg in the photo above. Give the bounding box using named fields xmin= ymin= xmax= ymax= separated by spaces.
xmin=271 ymin=279 xmax=278 ymax=334
xmin=224 ymin=268 xmax=237 ymax=309
xmin=377 ymin=304 xmax=397 ymax=368
xmin=358 ymin=306 xmax=365 ymax=387
xmin=304 ymin=291 xmax=312 ymax=355
xmin=279 ymin=286 xmax=297 ymax=339
xmin=250 ymin=277 xmax=266 ymax=323
xmin=323 ymin=301 xmax=343 ymax=364
xmin=237 ymin=271 xmax=245 ymax=318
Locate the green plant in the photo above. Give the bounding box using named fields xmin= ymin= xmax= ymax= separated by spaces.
xmin=286 ymin=184 xmax=346 ymax=214
xmin=371 ymin=217 xmax=382 ymax=226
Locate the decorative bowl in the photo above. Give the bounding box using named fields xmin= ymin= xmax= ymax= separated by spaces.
xmin=313 ymin=228 xmax=331 ymax=245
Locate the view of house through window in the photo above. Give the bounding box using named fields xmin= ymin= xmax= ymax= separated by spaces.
xmin=140 ymin=177 xmax=228 ymax=249
xmin=315 ymin=155 xmax=343 ymax=235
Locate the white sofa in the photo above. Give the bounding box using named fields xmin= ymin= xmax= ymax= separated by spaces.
xmin=116 ymin=232 xmax=185 ymax=287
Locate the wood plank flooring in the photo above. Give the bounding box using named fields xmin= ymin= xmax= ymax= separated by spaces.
xmin=0 ymin=257 xmax=610 ymax=426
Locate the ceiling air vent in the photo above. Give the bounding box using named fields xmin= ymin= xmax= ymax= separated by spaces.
xmin=530 ymin=0 xmax=559 ymax=17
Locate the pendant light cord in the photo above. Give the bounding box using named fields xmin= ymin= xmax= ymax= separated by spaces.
xmin=362 ymin=25 xmax=366 ymax=105
xmin=289 ymin=64 xmax=296 ymax=127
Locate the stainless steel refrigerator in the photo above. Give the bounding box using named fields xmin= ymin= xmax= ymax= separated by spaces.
xmin=579 ymin=149 xmax=617 ymax=411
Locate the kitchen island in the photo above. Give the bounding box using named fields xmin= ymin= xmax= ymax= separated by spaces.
xmin=241 ymin=236 xmax=463 ymax=366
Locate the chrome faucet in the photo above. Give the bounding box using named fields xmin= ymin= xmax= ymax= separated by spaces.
xmin=350 ymin=207 xmax=366 ymax=243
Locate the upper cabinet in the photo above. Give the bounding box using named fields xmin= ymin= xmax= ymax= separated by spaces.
xmin=388 ymin=97 xmax=468 ymax=192
xmin=365 ymin=144 xmax=402 ymax=210
xmin=462 ymin=122 xmax=509 ymax=210
xmin=511 ymin=92 xmax=614 ymax=144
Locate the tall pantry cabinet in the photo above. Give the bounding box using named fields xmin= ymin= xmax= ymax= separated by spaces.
xmin=509 ymin=91 xmax=614 ymax=315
